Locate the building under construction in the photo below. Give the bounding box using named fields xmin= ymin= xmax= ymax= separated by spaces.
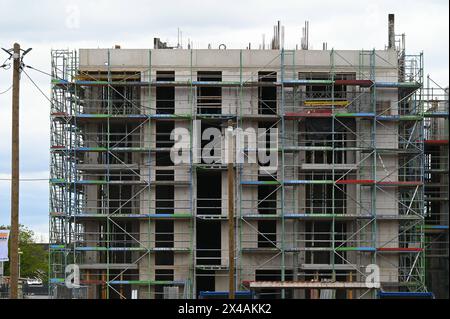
xmin=49 ymin=16 xmax=449 ymax=299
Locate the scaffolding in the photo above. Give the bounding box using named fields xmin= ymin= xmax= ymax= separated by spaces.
xmin=238 ymin=49 xmax=427 ymax=298
xmin=49 ymin=44 xmax=435 ymax=299
xmin=423 ymin=78 xmax=449 ymax=298
xmin=49 ymin=49 xmax=194 ymax=299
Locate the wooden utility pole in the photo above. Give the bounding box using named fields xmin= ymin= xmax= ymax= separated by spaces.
xmin=227 ymin=121 xmax=235 ymax=299
xmin=10 ymin=43 xmax=21 ymax=299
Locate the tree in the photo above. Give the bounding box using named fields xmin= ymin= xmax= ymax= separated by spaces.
xmin=0 ymin=225 xmax=48 ymax=283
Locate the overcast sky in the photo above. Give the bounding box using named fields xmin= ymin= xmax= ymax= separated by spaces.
xmin=0 ymin=0 xmax=448 ymax=242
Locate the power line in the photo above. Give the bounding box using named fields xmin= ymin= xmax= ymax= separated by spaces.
xmin=21 ymin=69 xmax=53 ymax=104
xmin=0 ymin=84 xmax=12 ymax=94
xmin=0 ymin=178 xmax=49 ymax=182
xmin=1 ymin=55 xmax=11 ymax=70
xmin=1 ymin=51 xmax=13 ymax=94
xmin=24 ymin=64 xmax=54 ymax=78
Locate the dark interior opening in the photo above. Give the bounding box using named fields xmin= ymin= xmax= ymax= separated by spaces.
xmin=156 ymin=185 xmax=174 ymax=214
xmin=305 ymin=179 xmax=346 ymax=214
xmin=303 ymin=118 xmax=354 ymax=164
xmin=305 ymin=221 xmax=330 ymax=264
xmin=197 ymin=171 xmax=221 ymax=215
xmin=155 ymin=121 xmax=175 ymax=148
xmin=83 ymin=72 xmax=140 ymax=114
xmin=113 ymin=221 xmax=133 ymax=262
xmin=156 ymin=153 xmax=174 ymax=181
xmin=197 ymin=71 xmax=222 ymax=114
xmin=196 ymin=270 xmax=215 ymax=297
xmin=97 ymin=222 xmax=135 ymax=264
xmin=105 ymin=85 xmax=137 ymax=114
xmin=257 ymin=173 xmax=277 ymax=248
xmin=155 ymin=251 xmax=174 ymax=266
xmin=107 ymin=184 xmax=133 ymax=214
xmin=155 ymin=269 xmax=174 ymax=299
xmin=155 ymin=220 xmax=174 ymax=248
xmin=257 ymin=175 xmax=277 ymax=215
xmin=156 ymin=71 xmax=175 ymax=114
xmin=258 ymin=121 xmax=277 ymax=168
xmin=196 ymin=220 xmax=221 ymax=265
xmin=258 ymin=71 xmax=277 ymax=114
xmin=258 ymin=220 xmax=277 ymax=248
xmin=155 ymin=121 xmax=175 ymax=187
xmin=100 ymin=123 xmax=137 ymax=164
xmin=305 ymin=221 xmax=347 ymax=264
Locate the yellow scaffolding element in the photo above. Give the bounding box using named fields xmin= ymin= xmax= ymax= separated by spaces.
xmin=304 ymin=100 xmax=349 ymax=107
